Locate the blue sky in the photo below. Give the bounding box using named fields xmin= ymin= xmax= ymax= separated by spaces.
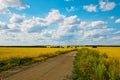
xmin=0 ymin=0 xmax=120 ymax=45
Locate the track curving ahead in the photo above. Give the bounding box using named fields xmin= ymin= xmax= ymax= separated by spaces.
xmin=4 ymin=51 xmax=76 ymax=80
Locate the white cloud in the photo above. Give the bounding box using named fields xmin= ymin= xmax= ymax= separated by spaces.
xmin=8 ymin=14 xmax=25 ymax=30
xmin=46 ymin=9 xmax=65 ymax=25
xmin=0 ymin=0 xmax=30 ymax=14
xmin=7 ymin=9 xmax=65 ymax=33
xmin=54 ymin=15 xmax=80 ymax=38
xmin=0 ymin=7 xmax=10 ymax=14
xmin=114 ymin=31 xmax=120 ymax=34
xmin=66 ymin=6 xmax=76 ymax=12
xmin=0 ymin=8 xmax=119 ymax=45
xmin=83 ymin=4 xmax=97 ymax=12
xmin=79 ymin=20 xmax=107 ymax=29
xmin=64 ymin=0 xmax=74 ymax=2
xmin=21 ymin=17 xmax=47 ymax=33
xmin=5 ymin=9 xmax=80 ymax=35
xmin=0 ymin=21 xmax=9 ymax=29
xmin=91 ymin=21 xmax=107 ymax=27
xmin=8 ymin=23 xmax=20 ymax=30
xmin=20 ymin=9 xmax=65 ymax=33
xmin=99 ymin=1 xmax=116 ymax=11
xmin=9 ymin=14 xmax=25 ymax=23
xmin=40 ymin=30 xmax=56 ymax=39
xmin=79 ymin=22 xmax=90 ymax=29
xmin=41 ymin=15 xmax=80 ymax=40
xmin=83 ymin=28 xmax=114 ymax=39
xmin=63 ymin=15 xmax=80 ymax=25
xmin=109 ymin=16 xmax=115 ymax=19
xmin=115 ymin=18 xmax=120 ymax=23
xmin=83 ymin=1 xmax=116 ymax=12
xmin=112 ymin=36 xmax=120 ymax=40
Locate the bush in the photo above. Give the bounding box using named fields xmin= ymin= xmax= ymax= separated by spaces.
xmin=73 ymin=48 xmax=120 ymax=80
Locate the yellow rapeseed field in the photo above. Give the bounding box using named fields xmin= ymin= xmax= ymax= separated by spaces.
xmin=0 ymin=47 xmax=119 ymax=61
xmin=0 ymin=47 xmax=73 ymax=61
xmin=78 ymin=46 xmax=120 ymax=59
xmin=97 ymin=47 xmax=120 ymax=58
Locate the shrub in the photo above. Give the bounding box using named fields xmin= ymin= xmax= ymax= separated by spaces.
xmin=73 ymin=48 xmax=120 ymax=80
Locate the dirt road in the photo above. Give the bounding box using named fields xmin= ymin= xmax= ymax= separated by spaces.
xmin=4 ymin=51 xmax=76 ymax=80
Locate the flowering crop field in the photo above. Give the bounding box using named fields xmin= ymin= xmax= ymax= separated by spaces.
xmin=0 ymin=47 xmax=72 ymax=61
xmin=78 ymin=47 xmax=120 ymax=58
xmin=96 ymin=47 xmax=120 ymax=58
xmin=0 ymin=47 xmax=119 ymax=61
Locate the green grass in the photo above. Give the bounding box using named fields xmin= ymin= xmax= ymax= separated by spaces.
xmin=73 ymin=48 xmax=120 ymax=80
xmin=0 ymin=57 xmax=35 ymax=72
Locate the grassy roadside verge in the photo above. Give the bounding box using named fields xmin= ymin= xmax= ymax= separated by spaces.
xmin=0 ymin=50 xmax=73 ymax=73
xmin=73 ymin=48 xmax=120 ymax=80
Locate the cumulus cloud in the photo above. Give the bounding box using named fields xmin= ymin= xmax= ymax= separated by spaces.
xmin=0 ymin=21 xmax=9 ymax=29
xmin=54 ymin=15 xmax=80 ymax=38
xmin=64 ymin=0 xmax=74 ymax=2
xmin=46 ymin=9 xmax=65 ymax=25
xmin=21 ymin=10 xmax=65 ymax=33
xmin=8 ymin=23 xmax=20 ymax=30
xmin=79 ymin=22 xmax=90 ymax=29
xmin=21 ymin=17 xmax=47 ymax=33
xmin=8 ymin=16 xmax=47 ymax=33
xmin=91 ymin=21 xmax=107 ymax=27
xmin=19 ymin=10 xmax=80 ymax=34
xmin=99 ymin=0 xmax=116 ymax=11
xmin=38 ymin=30 xmax=55 ymax=40
xmin=63 ymin=15 xmax=80 ymax=25
xmin=114 ymin=31 xmax=120 ymax=34
xmin=8 ymin=14 xmax=25 ymax=31
xmin=0 ymin=7 xmax=10 ymax=14
xmin=40 ymin=15 xmax=81 ymax=40
xmin=66 ymin=6 xmax=76 ymax=12
xmin=83 ymin=28 xmax=114 ymax=39
xmin=7 ymin=10 xmax=108 ymax=41
xmin=83 ymin=1 xmax=116 ymax=12
xmin=115 ymin=18 xmax=120 ymax=23
xmin=83 ymin=4 xmax=97 ymax=12
xmin=0 ymin=0 xmax=30 ymax=14
xmin=6 ymin=9 xmax=65 ymax=33
xmin=9 ymin=14 xmax=25 ymax=23
xmin=112 ymin=36 xmax=120 ymax=40
xmin=79 ymin=20 xmax=107 ymax=29
xmin=1 ymin=8 xmax=119 ymax=45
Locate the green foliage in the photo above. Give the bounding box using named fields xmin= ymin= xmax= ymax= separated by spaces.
xmin=73 ymin=48 xmax=120 ymax=80
xmin=0 ymin=57 xmax=35 ymax=72
xmin=107 ymin=59 xmax=120 ymax=80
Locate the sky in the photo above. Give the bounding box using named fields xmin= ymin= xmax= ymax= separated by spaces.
xmin=0 ymin=0 xmax=120 ymax=46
